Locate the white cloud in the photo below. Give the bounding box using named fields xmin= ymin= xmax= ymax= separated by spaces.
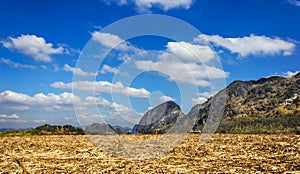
xmin=108 ymin=0 xmax=194 ymax=12
xmin=0 ymin=90 xmax=30 ymax=104
xmin=110 ymin=103 xmax=143 ymax=124
xmin=78 ymin=96 xmax=142 ymax=125
xmin=91 ymin=32 xmax=139 ymax=52
xmin=0 ymin=118 xmax=45 ymax=124
xmin=192 ymin=97 xmax=207 ymax=105
xmin=84 ymin=96 xmax=137 ymax=116
xmin=137 ymin=0 xmax=193 ymax=11
xmin=0 ymin=90 xmax=80 ymax=105
xmin=159 ymin=95 xmax=175 ymax=103
xmin=63 ymin=64 xmax=97 ymax=76
xmin=0 ymin=114 xmax=19 ymax=119
xmin=33 ymin=120 xmax=46 ymax=123
xmin=100 ymin=65 xmax=118 ymax=74
xmin=283 ymin=70 xmax=300 ymax=78
xmin=135 ymin=54 xmax=229 ymax=87
xmin=195 ymin=34 xmax=296 ymax=57
xmin=45 ymin=105 xmax=62 ymax=112
xmin=0 ymin=90 xmax=142 ymax=125
xmin=165 ymin=41 xmax=215 ymax=63
xmin=0 ymin=90 xmax=140 ymax=125
xmin=32 ymin=92 xmax=79 ymax=105
xmin=112 ymin=102 xmax=134 ymax=115
xmin=1 ymin=34 xmax=64 ymax=62
xmin=51 ymin=81 xmax=151 ymax=98
xmin=132 ymin=40 xmax=228 ymax=87
xmin=85 ymin=96 xmax=114 ymax=109
xmin=288 ymin=0 xmax=300 ymax=7
xmin=6 ymin=106 xmax=30 ymax=111
xmin=191 ymin=91 xmax=219 ymax=105
xmin=199 ymin=91 xmax=218 ymax=98
xmin=0 ymin=58 xmax=37 ymax=69
xmin=44 ymin=105 xmax=73 ymax=112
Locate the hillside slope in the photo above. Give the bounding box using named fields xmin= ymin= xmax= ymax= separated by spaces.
xmin=193 ymin=73 xmax=300 ymax=133
xmin=135 ymin=73 xmax=300 ymax=134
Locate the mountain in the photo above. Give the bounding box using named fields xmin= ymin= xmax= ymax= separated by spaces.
xmin=112 ymin=125 xmax=132 ymax=134
xmin=136 ymin=101 xmax=184 ymax=134
xmin=192 ymin=72 xmax=300 ymax=133
xmin=85 ymin=123 xmax=117 ymax=134
xmin=135 ymin=73 xmax=300 ymax=134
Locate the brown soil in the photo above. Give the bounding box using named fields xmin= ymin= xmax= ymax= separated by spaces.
xmin=0 ymin=134 xmax=299 ymax=173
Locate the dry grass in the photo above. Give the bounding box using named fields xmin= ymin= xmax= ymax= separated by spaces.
xmin=0 ymin=134 xmax=300 ymax=173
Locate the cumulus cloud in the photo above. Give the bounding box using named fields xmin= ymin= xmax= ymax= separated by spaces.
xmin=1 ymin=34 xmax=65 ymax=62
xmin=0 ymin=90 xmax=80 ymax=105
xmin=287 ymin=0 xmax=300 ymax=7
xmin=78 ymin=96 xmax=142 ymax=125
xmin=135 ymin=0 xmax=193 ymax=12
xmin=132 ymin=40 xmax=228 ymax=87
xmin=191 ymin=97 xmax=207 ymax=105
xmin=283 ymin=70 xmax=300 ymax=78
xmin=0 ymin=90 xmax=140 ymax=124
xmin=63 ymin=64 xmax=97 ymax=76
xmin=91 ymin=32 xmax=139 ymax=52
xmin=51 ymin=81 xmax=151 ymax=98
xmin=0 ymin=90 xmax=142 ymax=125
xmin=165 ymin=41 xmax=215 ymax=63
xmin=84 ymin=96 xmax=137 ymax=116
xmin=0 ymin=114 xmax=19 ymax=119
xmin=159 ymin=95 xmax=175 ymax=103
xmin=0 ymin=58 xmax=37 ymax=69
xmin=85 ymin=96 xmax=115 ymax=109
xmin=109 ymin=103 xmax=143 ymax=125
xmin=100 ymin=65 xmax=118 ymax=74
xmin=135 ymin=53 xmax=229 ymax=87
xmin=195 ymin=34 xmax=296 ymax=57
xmin=106 ymin=0 xmax=194 ymax=12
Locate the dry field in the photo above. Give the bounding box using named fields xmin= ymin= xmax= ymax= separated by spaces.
xmin=0 ymin=134 xmax=300 ymax=173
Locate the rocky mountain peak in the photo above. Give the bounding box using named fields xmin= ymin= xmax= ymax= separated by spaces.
xmin=85 ymin=123 xmax=117 ymax=134
xmin=136 ymin=101 xmax=183 ymax=134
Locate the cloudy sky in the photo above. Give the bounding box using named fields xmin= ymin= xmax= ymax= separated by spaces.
xmin=0 ymin=0 xmax=299 ymax=129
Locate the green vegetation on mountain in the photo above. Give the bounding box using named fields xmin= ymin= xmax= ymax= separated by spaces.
xmin=193 ymin=73 xmax=300 ymax=134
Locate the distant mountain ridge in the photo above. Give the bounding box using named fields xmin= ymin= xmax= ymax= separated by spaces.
xmin=136 ymin=72 xmax=300 ymax=134
xmin=193 ymin=72 xmax=300 ymax=133
xmin=84 ymin=123 xmax=132 ymax=134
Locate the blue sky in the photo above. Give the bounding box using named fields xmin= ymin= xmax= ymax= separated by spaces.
xmin=0 ymin=0 xmax=299 ymax=129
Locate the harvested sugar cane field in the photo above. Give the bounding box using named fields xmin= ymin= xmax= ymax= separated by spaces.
xmin=1 ymin=1 xmax=300 ymax=173
xmin=1 ymin=134 xmax=299 ymax=173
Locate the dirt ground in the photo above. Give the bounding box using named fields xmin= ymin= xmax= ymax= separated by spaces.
xmin=0 ymin=134 xmax=299 ymax=173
